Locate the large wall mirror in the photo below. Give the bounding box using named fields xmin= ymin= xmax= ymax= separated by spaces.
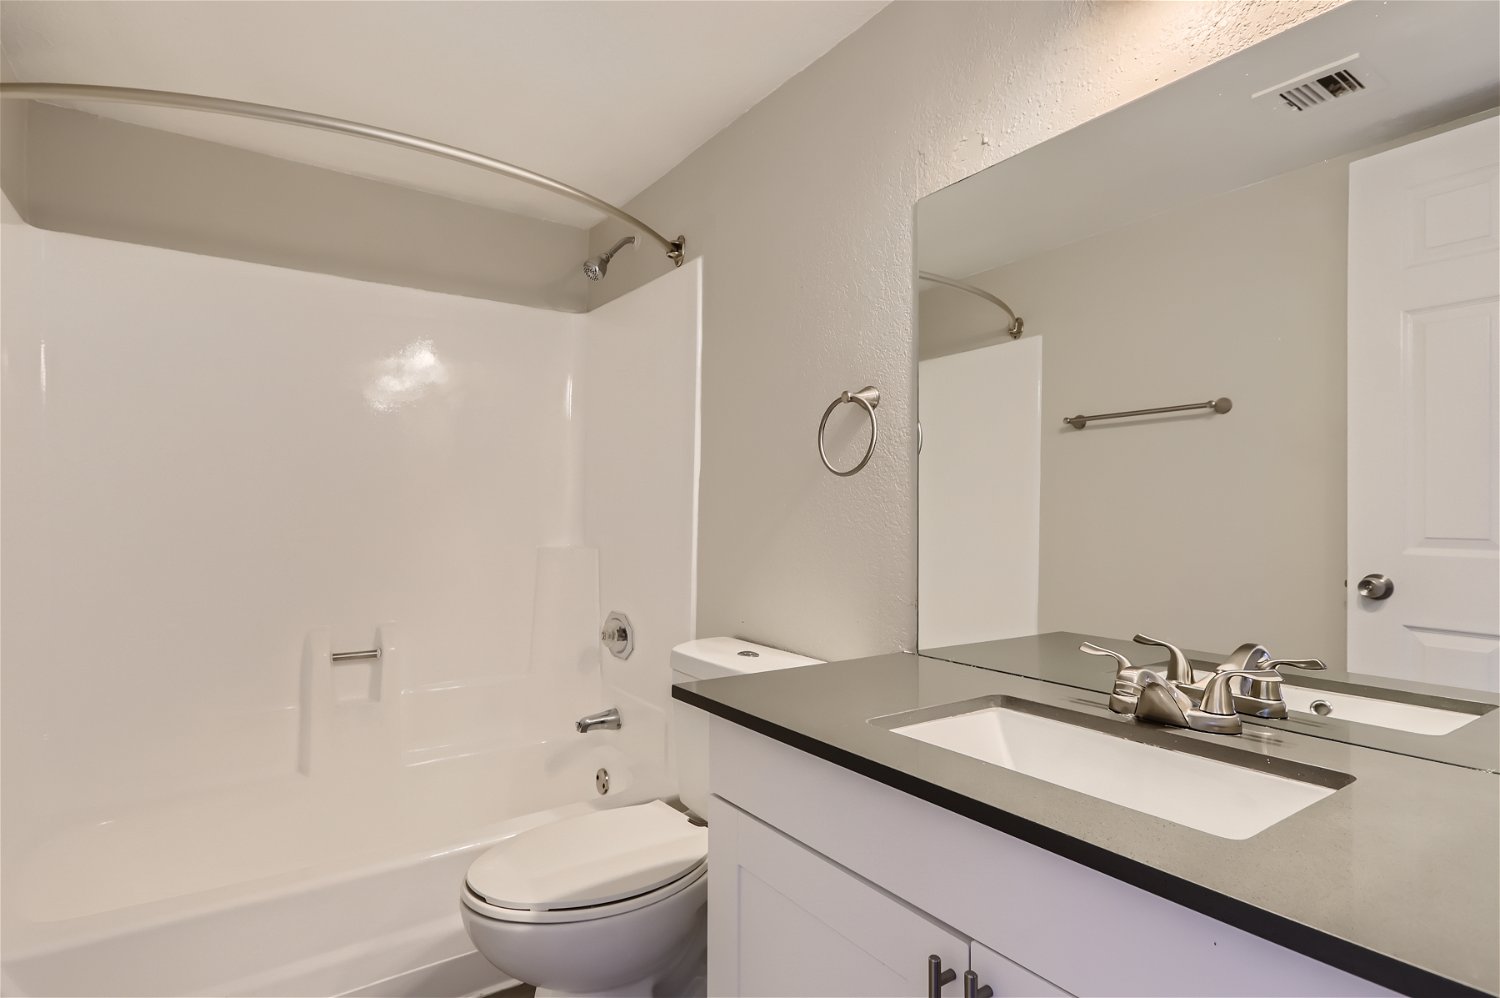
xmin=915 ymin=2 xmax=1499 ymax=709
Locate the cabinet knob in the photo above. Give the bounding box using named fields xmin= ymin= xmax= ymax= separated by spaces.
xmin=927 ymin=955 xmax=957 ymax=997
xmin=963 ymin=969 xmax=994 ymax=998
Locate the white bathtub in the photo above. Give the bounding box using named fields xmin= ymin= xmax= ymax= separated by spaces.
xmin=1 ymin=736 xmax=656 ymax=997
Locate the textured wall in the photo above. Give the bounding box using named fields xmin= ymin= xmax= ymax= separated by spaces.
xmin=586 ymin=1 xmax=1339 ymax=661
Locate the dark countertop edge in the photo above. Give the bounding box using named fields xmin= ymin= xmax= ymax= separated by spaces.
xmin=674 ymin=685 xmax=1488 ymax=998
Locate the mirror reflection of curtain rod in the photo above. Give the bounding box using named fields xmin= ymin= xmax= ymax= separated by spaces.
xmin=0 ymin=82 xmax=686 ymax=267
xmin=918 ymin=271 xmax=1023 ymax=339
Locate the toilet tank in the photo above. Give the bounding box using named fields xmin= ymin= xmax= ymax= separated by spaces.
xmin=671 ymin=637 xmax=822 ymax=818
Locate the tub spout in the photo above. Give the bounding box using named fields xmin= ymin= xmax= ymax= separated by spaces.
xmin=576 ymin=707 xmax=621 ymax=733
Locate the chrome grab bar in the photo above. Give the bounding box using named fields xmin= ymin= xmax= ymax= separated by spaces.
xmin=330 ymin=648 xmax=380 ymax=662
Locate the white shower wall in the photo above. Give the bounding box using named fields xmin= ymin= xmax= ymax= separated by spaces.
xmin=0 ymin=215 xmax=701 ymax=902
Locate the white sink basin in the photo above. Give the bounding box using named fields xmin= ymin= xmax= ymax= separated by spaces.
xmin=888 ymin=700 xmax=1343 ymax=840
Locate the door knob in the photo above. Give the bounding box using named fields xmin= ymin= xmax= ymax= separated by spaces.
xmin=963 ymin=969 xmax=994 ymax=998
xmin=927 ymin=955 xmax=957 ymax=997
xmin=1357 ymin=574 xmax=1394 ymax=600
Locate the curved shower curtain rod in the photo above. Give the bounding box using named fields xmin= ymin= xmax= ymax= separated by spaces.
xmin=0 ymin=83 xmax=686 ymax=266
xmin=918 ymin=271 xmax=1023 ymax=339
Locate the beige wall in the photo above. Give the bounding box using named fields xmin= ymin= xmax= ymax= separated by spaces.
xmin=586 ymin=0 xmax=1336 ymax=661
xmin=7 ymin=104 xmax=589 ymax=311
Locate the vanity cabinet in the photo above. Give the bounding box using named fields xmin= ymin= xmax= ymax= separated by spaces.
xmin=708 ymin=796 xmax=973 ymax=996
xmin=710 ymin=794 xmax=1069 ymax=996
xmin=704 ymin=715 xmax=1396 ymax=998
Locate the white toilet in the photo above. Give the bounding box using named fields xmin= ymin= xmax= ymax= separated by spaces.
xmin=460 ymin=637 xmax=821 ymax=998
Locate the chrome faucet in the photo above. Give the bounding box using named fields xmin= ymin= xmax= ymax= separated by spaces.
xmin=1081 ymin=634 xmax=1198 ymax=712
xmin=1084 ymin=637 xmax=1329 ymax=731
xmin=575 ymin=707 xmax=621 ymax=733
xmin=1132 ymin=669 xmax=1280 ymax=735
xmin=1206 ymin=643 xmax=1328 ymax=718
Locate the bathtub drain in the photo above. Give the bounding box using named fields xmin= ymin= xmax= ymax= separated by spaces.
xmin=596 ymin=768 xmax=610 ymax=795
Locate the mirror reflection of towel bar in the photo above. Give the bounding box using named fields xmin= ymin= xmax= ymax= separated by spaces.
xmin=330 ymin=648 xmax=381 ymax=662
xmin=1065 ymin=396 xmax=1232 ymax=430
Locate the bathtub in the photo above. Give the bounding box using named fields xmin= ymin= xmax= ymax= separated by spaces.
xmin=1 ymin=736 xmax=658 ymax=997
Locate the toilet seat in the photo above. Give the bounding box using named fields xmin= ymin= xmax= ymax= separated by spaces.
xmin=463 ymin=801 xmax=707 ymax=925
xmin=464 ymin=860 xmax=706 ymax=925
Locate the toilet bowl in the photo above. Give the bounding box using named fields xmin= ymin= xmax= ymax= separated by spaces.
xmin=461 ymin=800 xmax=708 ymax=998
xmin=461 ymin=639 xmax=823 ymax=997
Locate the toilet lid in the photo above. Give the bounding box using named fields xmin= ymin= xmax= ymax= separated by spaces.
xmin=466 ymin=800 xmax=707 ymax=911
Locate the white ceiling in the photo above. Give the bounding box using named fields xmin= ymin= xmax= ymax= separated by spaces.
xmin=917 ymin=0 xmax=1500 ymax=280
xmin=0 ymin=0 xmax=886 ymax=227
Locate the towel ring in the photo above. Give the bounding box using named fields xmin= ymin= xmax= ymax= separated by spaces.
xmin=818 ymin=386 xmax=880 ymax=477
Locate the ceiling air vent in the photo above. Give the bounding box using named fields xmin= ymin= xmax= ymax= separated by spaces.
xmin=1252 ymin=55 xmax=1384 ymax=112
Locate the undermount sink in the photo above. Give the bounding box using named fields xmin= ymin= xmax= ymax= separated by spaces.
xmin=1145 ymin=666 xmax=1490 ymax=736
xmin=881 ymin=697 xmax=1350 ymax=840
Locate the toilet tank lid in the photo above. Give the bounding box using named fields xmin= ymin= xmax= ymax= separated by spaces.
xmin=671 ymin=637 xmax=823 ymax=682
xmin=466 ymin=801 xmax=706 ymax=911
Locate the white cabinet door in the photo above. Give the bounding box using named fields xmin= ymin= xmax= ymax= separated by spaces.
xmin=968 ymin=940 xmax=1072 ymax=998
xmin=708 ymin=796 xmax=970 ymax=998
xmin=1347 ymin=115 xmax=1500 ymax=689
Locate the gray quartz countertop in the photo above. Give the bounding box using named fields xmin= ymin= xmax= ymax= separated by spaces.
xmin=673 ymin=652 xmax=1500 ymax=997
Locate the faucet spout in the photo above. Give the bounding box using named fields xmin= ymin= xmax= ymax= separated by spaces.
xmin=1132 ymin=672 xmax=1194 ymax=727
xmin=575 ymin=707 xmax=621 ymax=733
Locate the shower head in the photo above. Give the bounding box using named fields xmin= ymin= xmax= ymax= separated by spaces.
xmin=584 ymin=236 xmax=637 ymax=281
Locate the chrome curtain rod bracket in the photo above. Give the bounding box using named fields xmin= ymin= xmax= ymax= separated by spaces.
xmin=0 ymin=83 xmax=686 ymax=267
xmin=918 ymin=271 xmax=1023 ymax=339
xmin=1065 ymin=396 xmax=1232 ymax=430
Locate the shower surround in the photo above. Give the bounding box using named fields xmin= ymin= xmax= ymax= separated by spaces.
xmin=0 ymin=211 xmax=702 ymax=996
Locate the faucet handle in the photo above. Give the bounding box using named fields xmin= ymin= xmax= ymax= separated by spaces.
xmin=1132 ymin=634 xmax=1195 ymax=684
xmin=1200 ymin=669 xmax=1280 ymax=716
xmin=1080 ymin=642 xmax=1134 ymax=676
xmin=1082 ymin=642 xmax=1148 ymax=715
xmin=1263 ymin=658 xmax=1327 ymax=672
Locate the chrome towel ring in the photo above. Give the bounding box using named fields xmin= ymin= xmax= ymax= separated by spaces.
xmin=818 ymin=386 xmax=880 ymax=477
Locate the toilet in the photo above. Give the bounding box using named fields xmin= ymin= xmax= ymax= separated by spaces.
xmin=460 ymin=637 xmax=822 ymax=998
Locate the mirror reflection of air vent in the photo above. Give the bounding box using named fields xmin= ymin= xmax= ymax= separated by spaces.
xmin=1252 ymin=55 xmax=1385 ymax=112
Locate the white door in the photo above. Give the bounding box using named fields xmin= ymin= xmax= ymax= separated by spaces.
xmin=707 ymin=797 xmax=970 ymax=997
xmin=1347 ymin=115 xmax=1500 ymax=690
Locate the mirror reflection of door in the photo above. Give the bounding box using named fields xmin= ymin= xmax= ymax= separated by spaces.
xmin=1347 ymin=116 xmax=1499 ymax=688
xmin=915 ymin=1 xmax=1499 ymax=697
